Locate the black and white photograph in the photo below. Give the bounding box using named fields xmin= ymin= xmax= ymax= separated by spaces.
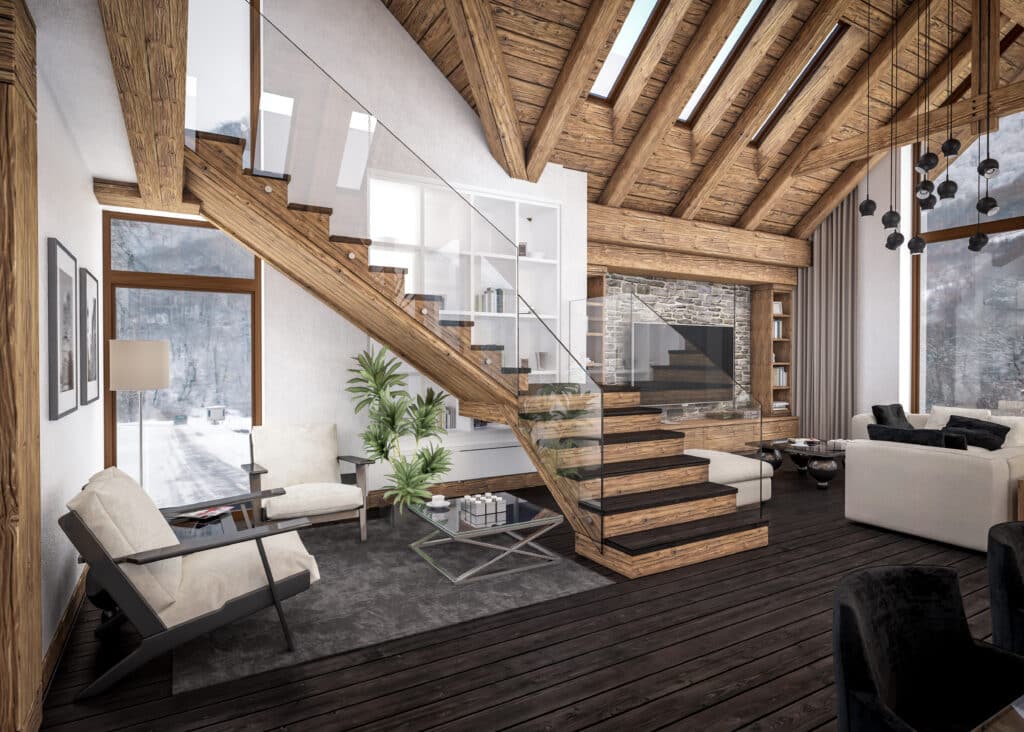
xmin=48 ymin=237 xmax=77 ymax=420
xmin=79 ymin=267 xmax=99 ymax=405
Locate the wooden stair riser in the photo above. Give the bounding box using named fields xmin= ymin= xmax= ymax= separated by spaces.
xmin=330 ymin=237 xmax=371 ymax=268
xmin=603 ymin=391 xmax=641 ymax=408
xmin=474 ymin=351 xmax=504 ymax=380
xmin=641 ymin=387 xmax=735 ymax=403
xmin=525 ymin=412 xmax=663 ymax=440
xmin=541 ymin=436 xmax=685 ymax=469
xmin=402 ymin=297 xmax=441 ymax=327
xmin=442 ymin=324 xmax=472 ymax=351
xmin=575 ymin=464 xmax=710 ymax=499
xmin=601 ymin=494 xmax=737 ymax=537
xmin=288 ymin=205 xmax=331 ymax=239
xmin=369 ymin=270 xmax=405 ymax=301
xmin=668 ymin=351 xmax=718 ymax=367
xmin=519 ymin=393 xmax=602 ymax=413
xmin=574 ymin=526 xmax=769 ymax=579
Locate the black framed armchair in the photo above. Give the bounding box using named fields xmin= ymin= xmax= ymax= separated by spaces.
xmin=247 ymin=423 xmax=371 ymax=540
xmin=989 ymin=522 xmax=1024 ymax=655
xmin=61 ymin=467 xmax=319 ymax=699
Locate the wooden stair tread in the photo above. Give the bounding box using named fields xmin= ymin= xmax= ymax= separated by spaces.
xmin=287 ymin=202 xmax=333 ymax=215
xmin=406 ymin=293 xmax=444 ymax=302
xmin=329 ymin=235 xmax=371 ymax=245
xmin=245 ymin=168 xmax=291 ymax=182
xmin=193 ymin=129 xmax=244 ymax=145
xmin=439 ymin=319 xmax=474 ymax=327
xmin=579 ymin=482 xmax=738 ymax=514
xmin=557 ymin=453 xmax=710 ymax=480
xmin=537 ymin=429 xmax=684 ymax=448
xmin=368 ymin=265 xmax=408 ymax=275
xmin=604 ymin=406 xmax=664 ymax=417
xmin=470 ymin=344 xmax=504 ymax=351
xmin=604 ymin=508 xmax=768 ymax=556
xmin=501 ymin=366 xmax=531 ymax=373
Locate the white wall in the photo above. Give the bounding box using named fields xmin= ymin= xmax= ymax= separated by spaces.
xmin=36 ymin=77 xmax=104 ymax=653
xmin=854 ymin=150 xmax=914 ymax=414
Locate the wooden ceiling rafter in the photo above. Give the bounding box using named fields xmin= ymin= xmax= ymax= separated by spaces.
xmin=524 ymin=0 xmax=630 ymax=181
xmin=672 ymin=0 xmax=851 ymax=220
xmin=444 ymin=0 xmax=528 ymax=178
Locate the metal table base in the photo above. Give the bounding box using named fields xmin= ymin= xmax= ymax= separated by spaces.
xmin=410 ymin=523 xmax=562 ymax=584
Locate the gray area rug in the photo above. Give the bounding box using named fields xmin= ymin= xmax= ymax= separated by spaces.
xmin=172 ymin=511 xmax=612 ymax=693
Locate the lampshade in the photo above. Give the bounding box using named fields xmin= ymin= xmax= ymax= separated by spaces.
xmin=108 ymin=340 xmax=170 ymax=391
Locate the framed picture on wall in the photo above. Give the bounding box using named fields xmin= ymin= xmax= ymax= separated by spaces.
xmin=48 ymin=237 xmax=78 ymax=420
xmin=79 ymin=267 xmax=100 ymax=405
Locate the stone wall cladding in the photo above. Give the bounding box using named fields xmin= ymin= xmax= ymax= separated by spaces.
xmin=604 ymin=274 xmax=752 ymax=417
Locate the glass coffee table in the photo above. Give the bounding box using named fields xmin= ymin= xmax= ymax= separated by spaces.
xmin=408 ymin=492 xmax=563 ymax=584
xmin=747 ymin=439 xmax=846 ymax=489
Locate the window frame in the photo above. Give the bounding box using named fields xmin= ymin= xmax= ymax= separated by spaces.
xmin=102 ymin=211 xmax=263 ymax=468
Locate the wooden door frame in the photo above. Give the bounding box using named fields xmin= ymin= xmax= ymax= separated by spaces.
xmin=102 ymin=211 xmax=263 ymax=469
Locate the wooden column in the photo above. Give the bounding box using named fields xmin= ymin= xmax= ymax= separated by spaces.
xmin=0 ymin=1 xmax=41 ymax=730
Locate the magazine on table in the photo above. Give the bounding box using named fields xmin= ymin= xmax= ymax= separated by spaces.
xmin=175 ymin=505 xmax=234 ymax=521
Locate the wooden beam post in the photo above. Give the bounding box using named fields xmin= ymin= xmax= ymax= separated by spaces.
xmin=672 ymin=0 xmax=848 ymax=220
xmin=0 ymin=1 xmax=42 ymax=729
xmin=444 ymin=0 xmax=528 ymax=179
xmin=525 ymin=0 xmax=628 ymax=181
xmin=98 ymin=0 xmax=189 ymax=209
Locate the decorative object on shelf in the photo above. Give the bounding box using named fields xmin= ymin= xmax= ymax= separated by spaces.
xmin=79 ymin=267 xmax=100 ymax=405
xmin=108 ymin=339 xmax=170 ymax=486
xmin=346 ymin=347 xmax=453 ymax=511
xmin=772 ymin=300 xmax=784 ymax=315
xmin=859 ymin=0 xmax=876 ymax=218
xmin=518 ymin=242 xmax=527 ymax=256
xmin=533 ymin=351 xmax=550 ymax=370
xmin=48 ymin=237 xmax=78 ymax=420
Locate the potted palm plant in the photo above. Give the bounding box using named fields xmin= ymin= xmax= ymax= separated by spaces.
xmin=346 ymin=347 xmax=453 ymax=511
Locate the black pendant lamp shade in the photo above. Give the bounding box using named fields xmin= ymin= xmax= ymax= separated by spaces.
xmin=915 ymin=151 xmax=940 ymax=174
xmin=941 ymin=136 xmax=961 ymax=158
xmin=937 ymin=178 xmax=958 ymax=199
xmin=978 ymin=157 xmax=1000 ymax=178
xmin=886 ymin=231 xmax=905 ymax=249
xmin=977 ymin=195 xmax=1000 ymax=216
xmin=969 ymin=231 xmax=989 ymax=251
xmin=881 ymin=209 xmax=901 ymax=228
xmin=859 ymin=197 xmax=877 ymax=216
xmin=907 ymin=236 xmax=927 ymax=254
xmin=919 ymin=194 xmax=937 ymax=210
xmin=915 ymin=179 xmax=935 ymax=199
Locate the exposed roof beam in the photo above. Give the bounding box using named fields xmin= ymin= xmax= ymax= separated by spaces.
xmin=791 ymin=153 xmax=880 ymax=239
xmin=598 ymin=0 xmax=751 ymax=207
xmin=1005 ymin=0 xmax=1024 ymax=24
xmin=525 ymin=0 xmax=629 ymax=181
xmin=611 ymin=0 xmax=697 ymax=135
xmin=444 ymin=0 xmax=527 ymax=179
xmin=737 ymin=0 xmax=932 ymax=230
xmin=98 ymin=0 xmax=188 ymax=210
xmin=755 ymin=25 xmax=866 ymax=169
xmin=690 ymin=0 xmax=800 ymax=148
xmin=798 ymin=77 xmax=1024 ymax=173
xmin=93 ymin=178 xmax=201 ymax=215
xmin=673 ymin=0 xmax=849 ymax=219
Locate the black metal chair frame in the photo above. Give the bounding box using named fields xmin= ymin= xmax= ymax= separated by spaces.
xmin=60 ymin=489 xmax=312 ymax=699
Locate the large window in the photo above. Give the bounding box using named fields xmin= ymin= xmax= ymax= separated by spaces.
xmin=104 ymin=213 xmax=261 ymax=508
xmin=916 ymin=112 xmax=1024 ymax=412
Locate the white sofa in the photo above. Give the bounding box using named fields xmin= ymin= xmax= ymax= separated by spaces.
xmin=846 ymin=408 xmax=1024 ymax=551
xmin=685 ymin=449 xmax=772 ymax=506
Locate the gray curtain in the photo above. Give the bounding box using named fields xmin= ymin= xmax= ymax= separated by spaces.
xmin=795 ymin=191 xmax=857 ymax=438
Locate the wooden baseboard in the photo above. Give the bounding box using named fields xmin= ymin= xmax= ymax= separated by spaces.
xmin=39 ymin=571 xmax=88 ymax=708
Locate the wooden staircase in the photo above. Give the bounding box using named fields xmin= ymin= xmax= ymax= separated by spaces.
xmin=181 ymin=131 xmax=768 ymax=577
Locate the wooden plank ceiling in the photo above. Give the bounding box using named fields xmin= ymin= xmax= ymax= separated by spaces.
xmin=385 ymin=0 xmax=1024 ymax=239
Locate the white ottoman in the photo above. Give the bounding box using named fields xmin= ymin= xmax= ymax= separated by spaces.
xmin=685 ymin=449 xmax=773 ymax=506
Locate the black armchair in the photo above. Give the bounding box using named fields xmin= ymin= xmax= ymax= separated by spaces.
xmin=989 ymin=521 xmax=1024 ymax=655
xmin=834 ymin=565 xmax=1024 ymax=731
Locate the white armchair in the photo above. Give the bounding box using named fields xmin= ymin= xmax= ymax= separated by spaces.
xmin=247 ymin=423 xmax=370 ymax=540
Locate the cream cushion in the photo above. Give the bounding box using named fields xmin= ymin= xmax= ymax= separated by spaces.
xmin=251 ymin=423 xmax=339 ymax=491
xmin=684 ymin=449 xmax=772 ymax=505
xmin=924 ymin=405 xmax=993 ymax=430
xmin=68 ymin=467 xmax=182 ymax=612
xmin=992 ymin=416 xmax=1024 ymax=448
xmin=263 ymin=482 xmax=364 ymax=519
xmin=159 ymin=531 xmax=320 ymax=627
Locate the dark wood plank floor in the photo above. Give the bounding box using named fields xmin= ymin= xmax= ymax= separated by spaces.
xmin=41 ymin=464 xmax=991 ymax=731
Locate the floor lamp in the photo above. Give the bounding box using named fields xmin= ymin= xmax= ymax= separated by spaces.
xmin=109 ymin=340 xmax=170 ymax=487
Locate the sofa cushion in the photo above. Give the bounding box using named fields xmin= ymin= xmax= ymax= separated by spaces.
xmin=159 ymin=531 xmax=320 ymax=627
xmin=925 ymin=406 xmax=992 ymax=430
xmin=263 ymin=482 xmax=364 ymax=520
xmin=872 ymin=404 xmax=914 ymax=430
xmin=251 ymin=424 xmax=339 ymax=491
xmin=991 ymin=416 xmax=1024 ymax=448
xmin=68 ymin=467 xmax=182 ymax=612
xmin=945 ymin=416 xmax=1011 ymax=451
xmin=867 ymin=424 xmax=967 ymax=450
xmin=684 ymin=449 xmax=773 ymax=483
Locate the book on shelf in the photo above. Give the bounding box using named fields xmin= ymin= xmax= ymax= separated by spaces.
xmin=773 ymin=366 xmax=788 ymax=387
xmin=475 ymin=287 xmax=516 ymax=313
xmin=773 ymin=319 xmax=783 ymax=338
xmin=772 ymin=401 xmax=790 ymax=411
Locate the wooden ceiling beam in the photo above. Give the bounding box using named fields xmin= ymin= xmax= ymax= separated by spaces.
xmin=93 ymin=178 xmax=202 ymax=215
xmin=611 ymin=0 xmax=696 ymax=135
xmin=598 ymin=0 xmax=751 ymax=207
xmin=672 ymin=0 xmax=849 ymax=220
xmin=98 ymin=0 xmax=188 ymax=210
xmin=737 ymin=0 xmax=932 ymax=230
xmin=690 ymin=0 xmax=801 ymax=149
xmin=588 ymin=202 xmax=811 ymax=266
xmin=525 ymin=0 xmax=629 ymax=181
xmin=444 ymin=0 xmax=527 ymax=179
xmin=588 ymin=242 xmax=798 ymax=285
xmin=1005 ymin=0 xmax=1024 ymax=24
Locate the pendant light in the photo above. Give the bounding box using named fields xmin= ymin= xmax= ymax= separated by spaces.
xmin=976 ymin=0 xmax=1000 ymax=180
xmin=882 ymin=0 xmax=900 ymax=242
xmin=859 ymin=0 xmax=877 ymax=216
xmin=970 ymin=145 xmax=988 ymax=252
xmin=941 ymin=0 xmax=961 ymax=159
xmin=915 ymin=5 xmax=939 ymax=174
xmin=908 ymin=236 xmax=927 ymax=254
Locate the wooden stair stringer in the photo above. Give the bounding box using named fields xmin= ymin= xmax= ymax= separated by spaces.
xmin=182 ymin=139 xmax=513 ymax=407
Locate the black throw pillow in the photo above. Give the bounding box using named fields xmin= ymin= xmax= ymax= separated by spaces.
xmin=867 ymin=424 xmax=968 ymax=451
xmin=872 ymin=403 xmax=914 ymax=430
xmin=944 ymin=415 xmax=1010 ymax=450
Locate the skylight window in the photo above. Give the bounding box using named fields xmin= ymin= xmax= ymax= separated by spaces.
xmin=337 ymin=111 xmax=378 ymax=190
xmin=751 ymin=23 xmax=847 ymax=145
xmin=258 ymin=92 xmax=295 ymax=174
xmin=590 ymin=0 xmax=660 ymax=99
xmin=677 ymin=0 xmax=767 ymax=123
